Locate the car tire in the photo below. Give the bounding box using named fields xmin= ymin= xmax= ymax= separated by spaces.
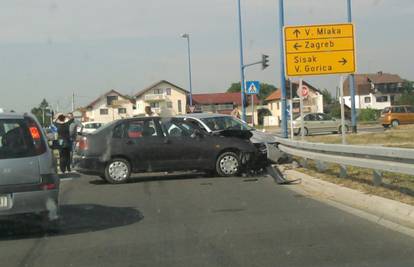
xmin=391 ymin=120 xmax=400 ymax=128
xmin=298 ymin=127 xmax=309 ymax=136
xmin=216 ymin=151 xmax=241 ymax=177
xmin=105 ymin=158 xmax=131 ymax=184
xmin=338 ymin=125 xmax=349 ymax=134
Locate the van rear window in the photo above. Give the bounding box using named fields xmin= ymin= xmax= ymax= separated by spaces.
xmin=0 ymin=119 xmax=39 ymax=159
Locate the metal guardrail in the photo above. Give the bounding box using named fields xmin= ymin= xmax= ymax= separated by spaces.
xmin=274 ymin=137 xmax=414 ymax=184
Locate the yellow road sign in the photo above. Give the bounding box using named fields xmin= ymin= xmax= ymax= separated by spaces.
xmin=284 ymin=23 xmax=356 ymax=76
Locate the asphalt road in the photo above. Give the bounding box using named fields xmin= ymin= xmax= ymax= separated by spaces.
xmin=1 ymin=173 xmax=413 ymax=267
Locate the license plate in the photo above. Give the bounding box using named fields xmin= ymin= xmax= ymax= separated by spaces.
xmin=0 ymin=195 xmax=10 ymax=209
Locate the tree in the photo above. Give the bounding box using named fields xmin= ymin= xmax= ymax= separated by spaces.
xmin=226 ymin=82 xmax=277 ymax=102
xmin=31 ymin=99 xmax=52 ymax=127
xmin=321 ymin=88 xmax=336 ymax=106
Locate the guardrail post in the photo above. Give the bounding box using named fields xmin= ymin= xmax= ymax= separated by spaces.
xmin=316 ymin=161 xmax=327 ymax=172
xmin=339 ymin=165 xmax=347 ymax=178
xmin=373 ymin=170 xmax=382 ymax=186
xmin=300 ymin=158 xmax=308 ymax=168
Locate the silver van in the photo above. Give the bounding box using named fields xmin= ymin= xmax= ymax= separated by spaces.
xmin=0 ymin=111 xmax=59 ymax=230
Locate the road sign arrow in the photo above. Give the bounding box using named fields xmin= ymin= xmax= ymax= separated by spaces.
xmin=293 ymin=29 xmax=301 ymax=38
xmin=293 ymin=43 xmax=302 ymax=50
xmin=338 ymin=57 xmax=348 ymax=65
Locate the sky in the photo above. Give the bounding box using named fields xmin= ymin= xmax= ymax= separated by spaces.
xmin=0 ymin=0 xmax=413 ymax=112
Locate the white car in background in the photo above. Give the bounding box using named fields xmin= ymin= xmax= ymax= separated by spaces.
xmin=79 ymin=122 xmax=105 ymax=135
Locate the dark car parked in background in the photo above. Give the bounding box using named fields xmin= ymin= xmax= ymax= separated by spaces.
xmin=74 ymin=117 xmax=261 ymax=183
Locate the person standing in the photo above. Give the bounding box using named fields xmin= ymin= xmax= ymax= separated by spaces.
xmin=55 ymin=113 xmax=74 ymax=173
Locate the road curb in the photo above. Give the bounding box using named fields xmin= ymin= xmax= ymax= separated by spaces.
xmin=282 ymin=169 xmax=414 ymax=236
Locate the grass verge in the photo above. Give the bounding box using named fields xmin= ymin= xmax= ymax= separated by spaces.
xmin=304 ymin=125 xmax=414 ymax=148
xmin=286 ymin=159 xmax=414 ymax=206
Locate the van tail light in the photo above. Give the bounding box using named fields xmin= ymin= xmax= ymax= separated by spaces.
xmin=41 ymin=183 xmax=56 ymax=190
xmin=26 ymin=119 xmax=46 ymax=155
xmin=77 ymin=137 xmax=89 ymax=151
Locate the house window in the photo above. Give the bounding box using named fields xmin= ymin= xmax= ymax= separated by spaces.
xmin=376 ymin=96 xmax=388 ymax=102
xmin=150 ymin=102 xmax=160 ymax=108
xmin=153 ymin=88 xmax=163 ymax=95
xmin=167 ymin=102 xmax=173 ymax=108
xmin=100 ymin=108 xmax=108 ymax=115
xmin=364 ymin=97 xmax=371 ymax=103
xmin=107 ymin=95 xmax=118 ymax=106
xmin=276 ymin=102 xmax=280 ymax=110
xmin=166 ymin=88 xmax=171 ymax=95
xmin=118 ymin=108 xmax=127 ymax=114
xmin=178 ymin=100 xmax=182 ymax=113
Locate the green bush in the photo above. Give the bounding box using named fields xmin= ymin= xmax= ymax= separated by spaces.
xmin=358 ymin=108 xmax=378 ymax=122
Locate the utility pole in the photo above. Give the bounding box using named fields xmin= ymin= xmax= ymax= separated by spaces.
xmin=72 ymin=92 xmax=75 ymax=112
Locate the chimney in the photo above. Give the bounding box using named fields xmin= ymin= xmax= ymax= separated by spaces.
xmin=377 ymin=71 xmax=383 ymax=75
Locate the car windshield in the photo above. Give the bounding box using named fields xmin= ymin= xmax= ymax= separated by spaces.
xmin=201 ymin=116 xmax=252 ymax=131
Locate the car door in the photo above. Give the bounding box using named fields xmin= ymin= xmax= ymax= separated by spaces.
xmin=406 ymin=106 xmax=414 ymax=124
xmin=159 ymin=118 xmax=215 ymax=171
xmin=318 ymin=113 xmax=337 ymax=132
xmin=303 ymin=114 xmax=318 ymax=134
xmin=121 ymin=118 xmax=166 ymax=172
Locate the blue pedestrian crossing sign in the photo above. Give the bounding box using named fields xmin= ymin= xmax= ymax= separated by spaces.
xmin=245 ymin=81 xmax=260 ymax=95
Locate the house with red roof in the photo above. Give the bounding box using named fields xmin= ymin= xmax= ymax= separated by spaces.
xmin=192 ymin=92 xmax=260 ymax=124
xmin=264 ymin=80 xmax=323 ymax=126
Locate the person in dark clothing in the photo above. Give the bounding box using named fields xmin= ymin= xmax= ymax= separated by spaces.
xmin=54 ymin=113 xmax=74 ymax=173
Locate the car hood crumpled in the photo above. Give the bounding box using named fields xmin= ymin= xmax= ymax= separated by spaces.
xmin=249 ymin=130 xmax=278 ymax=144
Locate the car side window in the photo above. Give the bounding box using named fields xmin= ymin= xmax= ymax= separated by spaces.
xmin=126 ymin=120 xmax=158 ymax=139
xmin=406 ymin=106 xmax=414 ymax=113
xmin=160 ymin=119 xmax=193 ymax=137
xmin=392 ymin=106 xmax=405 ymax=113
xmin=113 ymin=123 xmax=126 ymax=139
xmin=304 ymin=114 xmax=315 ymax=121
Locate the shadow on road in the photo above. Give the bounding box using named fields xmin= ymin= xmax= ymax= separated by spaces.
xmin=58 ymin=172 xmax=82 ymax=179
xmin=89 ymin=172 xmax=210 ymax=185
xmin=0 ymin=204 xmax=143 ymax=240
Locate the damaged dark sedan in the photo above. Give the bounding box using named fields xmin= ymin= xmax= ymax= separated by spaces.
xmin=73 ymin=117 xmax=262 ymax=183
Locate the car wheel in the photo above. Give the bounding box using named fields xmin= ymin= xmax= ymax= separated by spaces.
xmin=298 ymin=127 xmax=309 ymax=136
xmin=391 ymin=120 xmax=400 ymax=127
xmin=338 ymin=125 xmax=349 ymax=134
xmin=105 ymin=158 xmax=131 ymax=184
xmin=216 ymin=151 xmax=240 ymax=177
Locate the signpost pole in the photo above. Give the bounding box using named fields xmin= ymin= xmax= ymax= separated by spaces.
xmin=299 ymin=78 xmax=304 ymax=140
xmin=339 ymin=75 xmax=347 ymax=144
xmin=278 ymin=0 xmax=288 ymax=138
xmin=237 ymin=0 xmax=247 ymax=122
xmin=347 ymin=0 xmax=357 ymax=133
xmin=289 ymin=80 xmax=294 ymax=139
xmin=251 ymin=95 xmax=254 ymax=126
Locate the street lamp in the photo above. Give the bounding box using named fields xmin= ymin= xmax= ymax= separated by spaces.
xmin=181 ymin=33 xmax=193 ymax=106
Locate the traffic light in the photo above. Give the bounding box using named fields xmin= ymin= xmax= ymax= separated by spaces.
xmin=262 ymin=54 xmax=269 ymax=69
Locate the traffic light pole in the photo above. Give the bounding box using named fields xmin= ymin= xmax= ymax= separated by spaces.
xmin=237 ymin=0 xmax=247 ymax=122
xmin=278 ymin=0 xmax=288 ymax=138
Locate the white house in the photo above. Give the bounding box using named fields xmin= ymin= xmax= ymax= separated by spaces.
xmin=83 ymin=90 xmax=135 ymax=123
xmin=134 ymin=80 xmax=188 ymax=116
xmin=343 ymin=72 xmax=406 ymax=110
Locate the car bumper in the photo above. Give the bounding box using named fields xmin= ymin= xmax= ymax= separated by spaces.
xmin=73 ymin=154 xmax=106 ymax=175
xmin=0 ymin=189 xmax=59 ymax=217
